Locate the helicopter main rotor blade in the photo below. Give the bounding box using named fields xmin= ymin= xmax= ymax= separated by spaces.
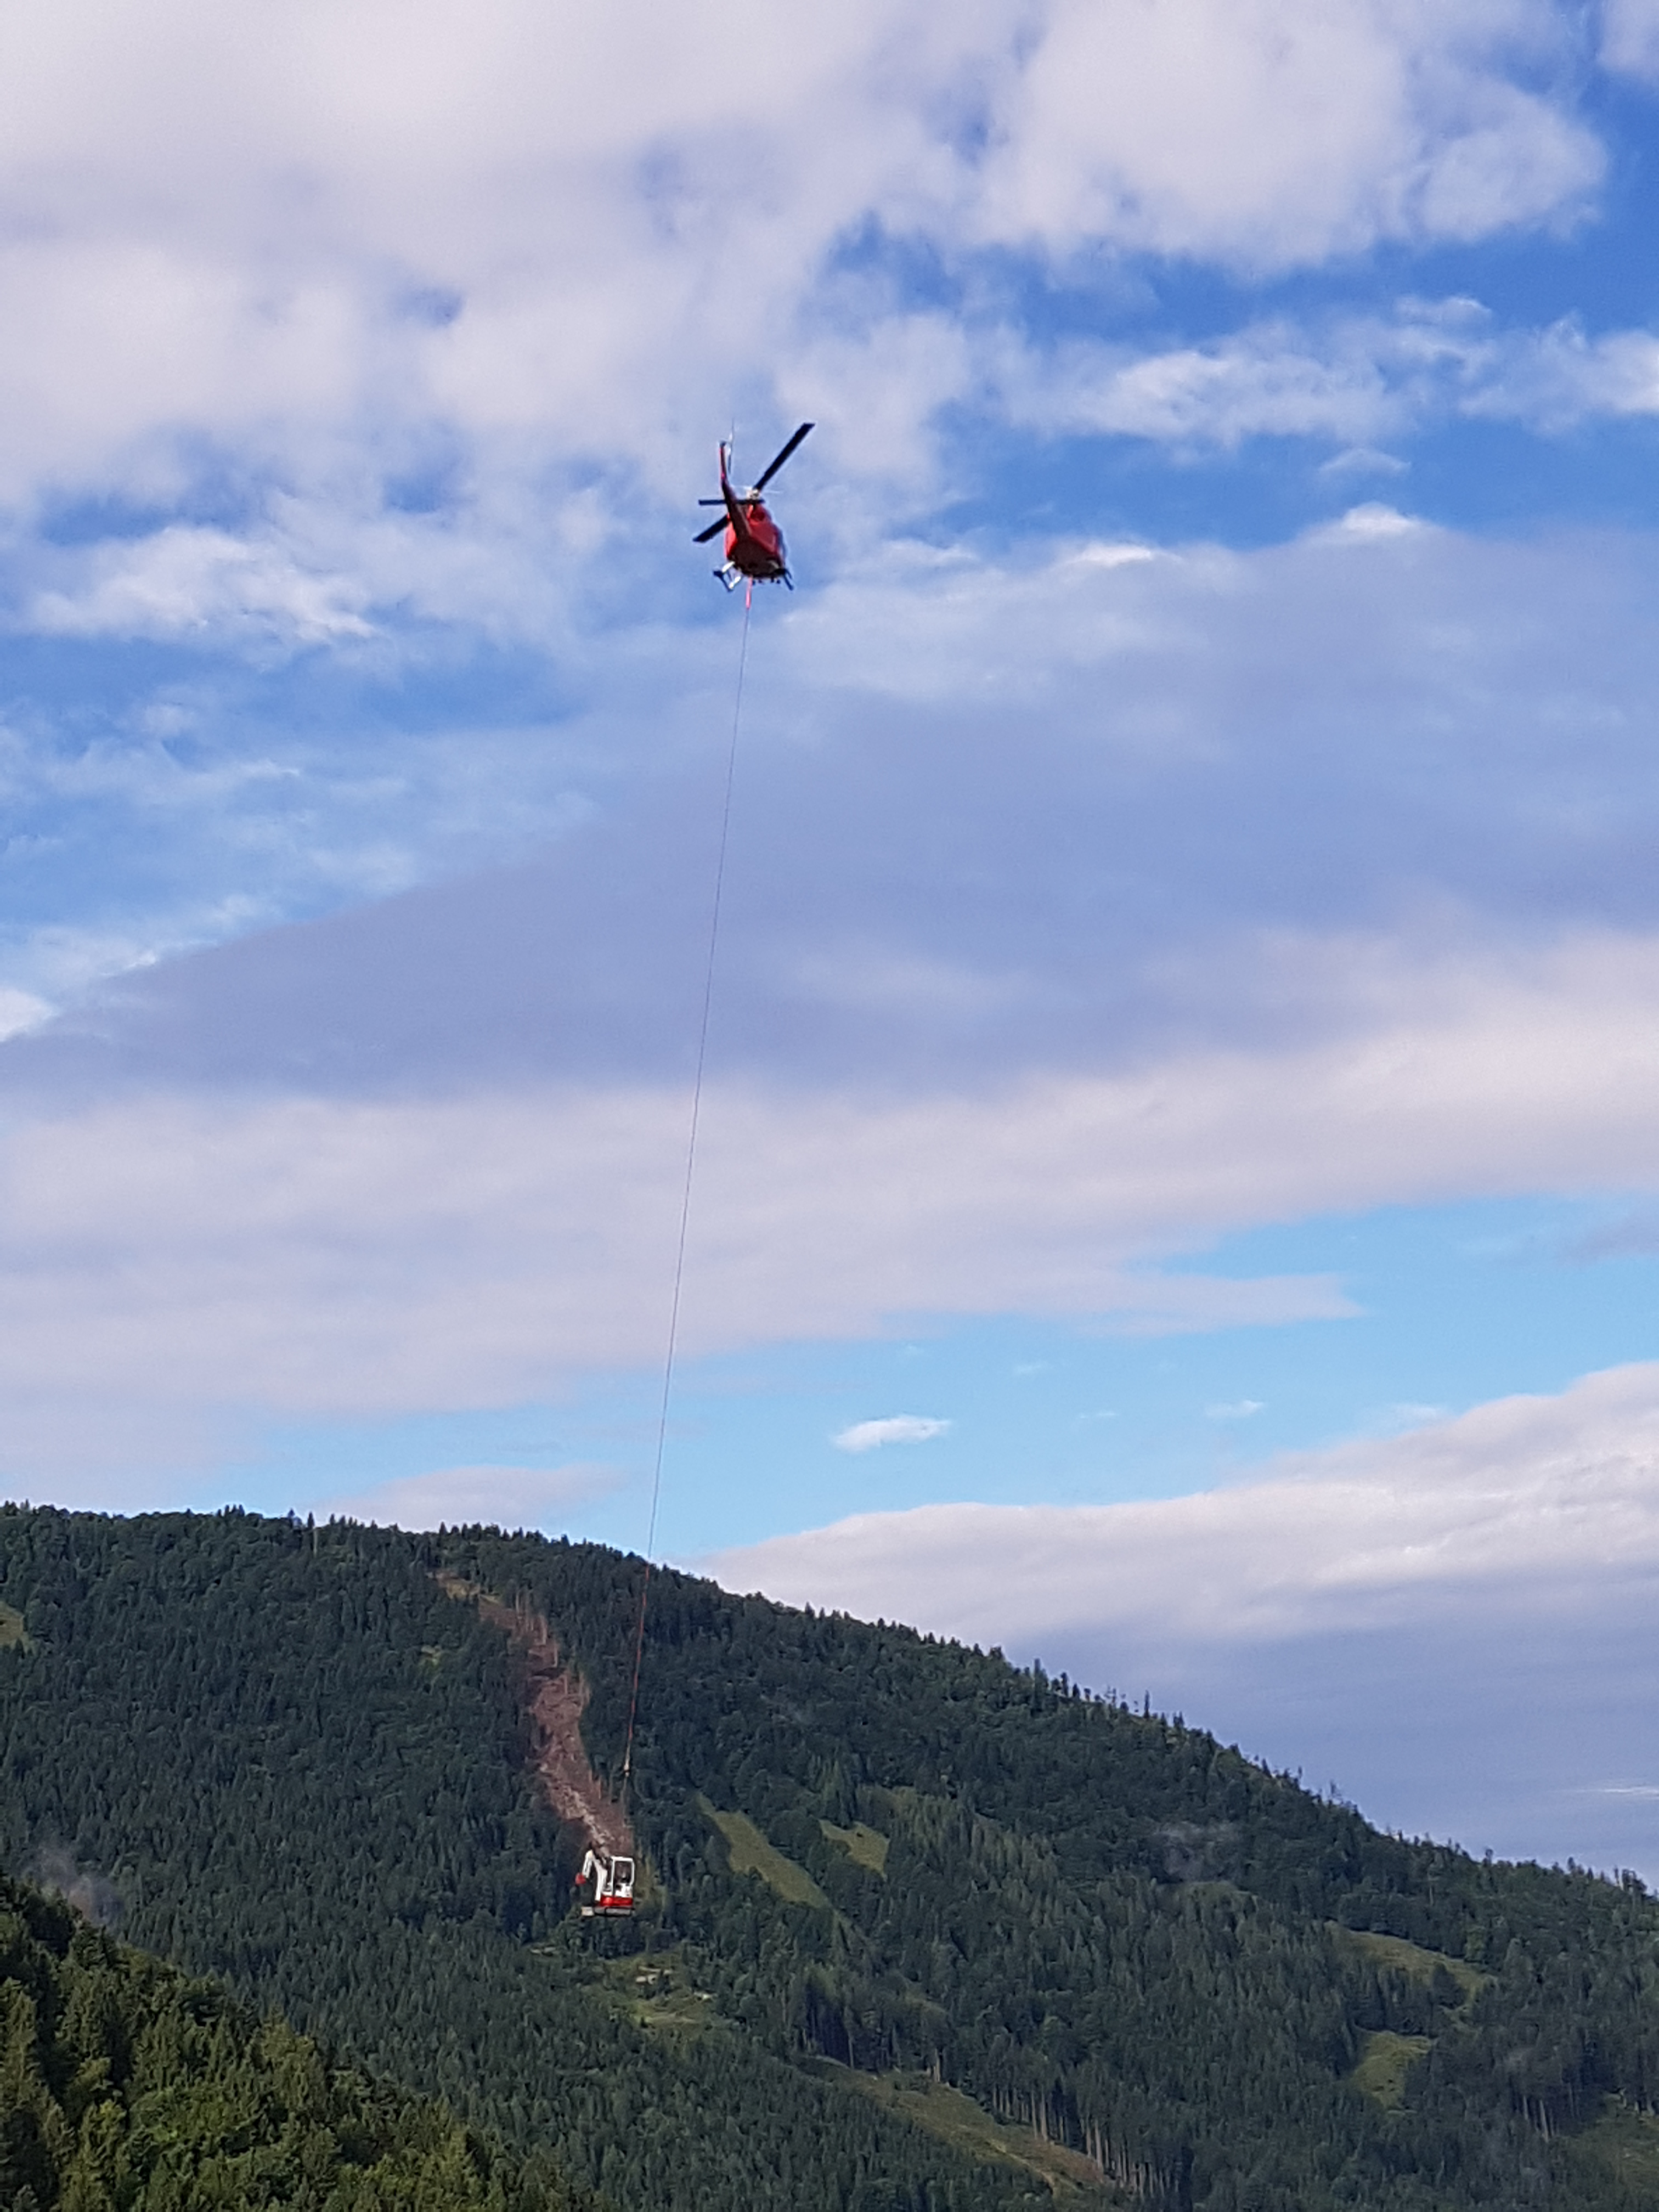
xmin=693 ymin=517 xmax=727 ymax=544
xmin=697 ymin=498 xmax=726 ymax=505
xmin=752 ymin=420 xmax=814 ymax=493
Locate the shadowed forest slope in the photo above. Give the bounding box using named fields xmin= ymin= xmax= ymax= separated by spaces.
xmin=0 ymin=1865 xmax=587 ymax=2211
xmin=2 ymin=1505 xmax=1658 ymax=2212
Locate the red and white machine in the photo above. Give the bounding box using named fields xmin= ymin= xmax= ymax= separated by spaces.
xmin=576 ymin=1847 xmax=635 ymax=1916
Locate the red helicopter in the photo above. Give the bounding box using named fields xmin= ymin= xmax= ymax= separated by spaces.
xmin=693 ymin=422 xmax=814 ymax=590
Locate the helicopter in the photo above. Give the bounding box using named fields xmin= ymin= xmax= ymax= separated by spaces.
xmin=693 ymin=422 xmax=814 ymax=589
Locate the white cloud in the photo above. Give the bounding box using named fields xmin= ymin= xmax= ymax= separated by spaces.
xmin=27 ymin=526 xmax=375 ymax=646
xmin=1001 ymin=321 xmax=1404 ymax=447
xmin=1489 ymin=324 xmax=1659 ymax=424
xmin=1319 ymin=445 xmax=1410 ymax=478
xmin=997 ymin=302 xmax=1659 ymax=456
xmin=0 ymin=988 xmax=52 ymax=1042
xmin=1601 ymin=0 xmax=1659 ymax=78
xmin=1325 ymin=501 xmax=1425 ymax=539
xmin=710 ymin=1361 xmax=1659 ymax=1647
xmin=970 ymin=0 xmax=1599 ymax=267
xmin=1205 ymin=1399 xmax=1264 ymax=1421
xmin=834 ymin=1415 xmax=952 ymax=1453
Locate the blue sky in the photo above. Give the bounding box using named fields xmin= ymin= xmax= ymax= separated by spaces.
xmin=10 ymin=0 xmax=1659 ymax=1871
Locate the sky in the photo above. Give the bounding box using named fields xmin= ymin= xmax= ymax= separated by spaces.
xmin=9 ymin=0 xmax=1659 ymax=1876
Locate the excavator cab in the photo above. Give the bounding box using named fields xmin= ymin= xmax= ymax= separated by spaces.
xmin=576 ymin=1847 xmax=635 ymax=1916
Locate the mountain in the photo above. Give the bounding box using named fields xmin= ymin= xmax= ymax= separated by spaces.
xmin=2 ymin=1503 xmax=1657 ymax=2211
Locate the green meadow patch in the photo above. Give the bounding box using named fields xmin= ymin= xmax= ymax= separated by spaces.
xmin=701 ymin=1798 xmax=829 ymax=1909
xmin=821 ymin=1818 xmax=888 ymax=1874
xmin=1351 ymin=2031 xmax=1431 ymax=2111
xmin=1338 ymin=1927 xmax=1487 ymax=2005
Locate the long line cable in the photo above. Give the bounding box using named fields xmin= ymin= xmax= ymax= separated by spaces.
xmin=620 ymin=589 xmax=753 ymax=1793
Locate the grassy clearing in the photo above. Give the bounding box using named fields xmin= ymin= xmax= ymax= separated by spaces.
xmin=0 ymin=1602 xmax=29 ymax=1650
xmin=433 ymin=1570 xmax=485 ymax=1601
xmin=1336 ymin=1928 xmax=1487 ymax=2006
xmin=1339 ymin=1931 xmax=1486 ymax=2111
xmin=600 ymin=1956 xmax=1108 ymax=2196
xmin=1567 ymin=2097 xmax=1659 ymax=2202
xmin=595 ymin=1950 xmax=727 ymax=2034
xmin=701 ymin=1798 xmax=828 ymax=1908
xmin=1352 ymin=2031 xmax=1431 ymax=2110
xmin=805 ymin=2064 xmax=1117 ymax=2200
xmin=821 ymin=1819 xmax=888 ymax=1874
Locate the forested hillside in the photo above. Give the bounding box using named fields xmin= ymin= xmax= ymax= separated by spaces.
xmin=2 ymin=1505 xmax=1658 ymax=2211
xmin=0 ymin=1865 xmax=584 ymax=2210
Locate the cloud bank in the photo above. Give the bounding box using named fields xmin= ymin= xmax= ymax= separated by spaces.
xmin=7 ymin=925 xmax=1659 ymax=1485
xmin=317 ymin=1460 xmax=618 ymax=1531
